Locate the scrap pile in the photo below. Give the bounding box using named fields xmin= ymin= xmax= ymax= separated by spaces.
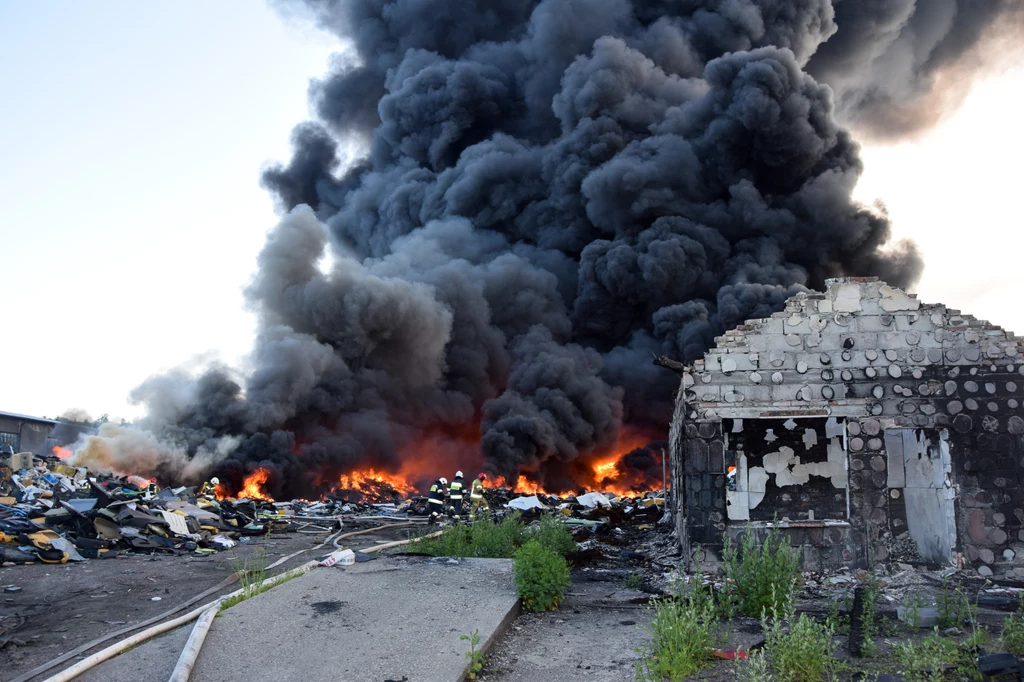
xmin=499 ymin=489 xmax=678 ymax=577
xmin=0 ymin=452 xmax=326 ymax=566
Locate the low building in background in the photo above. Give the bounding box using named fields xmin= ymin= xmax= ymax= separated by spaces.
xmin=0 ymin=410 xmax=57 ymax=455
xmin=670 ymin=277 xmax=1024 ymax=579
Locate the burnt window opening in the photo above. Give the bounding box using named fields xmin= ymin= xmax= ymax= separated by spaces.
xmin=724 ymin=417 xmax=848 ymax=523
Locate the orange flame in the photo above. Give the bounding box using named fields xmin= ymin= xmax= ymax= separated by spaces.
xmin=514 ymin=475 xmax=543 ymax=495
xmin=337 ymin=469 xmax=414 ymax=496
xmin=584 ymin=428 xmax=666 ymax=497
xmin=239 ymin=467 xmax=273 ymax=501
xmin=52 ymin=446 xmax=73 ymax=461
xmin=592 ymin=458 xmax=619 ymax=480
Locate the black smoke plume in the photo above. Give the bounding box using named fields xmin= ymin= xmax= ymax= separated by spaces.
xmin=80 ymin=0 xmax=1013 ymax=496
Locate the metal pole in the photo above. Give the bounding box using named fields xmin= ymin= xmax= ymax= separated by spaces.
xmin=661 ymin=448 xmax=667 ymax=496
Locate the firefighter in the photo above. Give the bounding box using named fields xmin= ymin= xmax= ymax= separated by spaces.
xmin=449 ymin=471 xmax=466 ymax=520
xmin=469 ymin=473 xmax=490 ymax=521
xmin=200 ymin=477 xmax=220 ymax=496
xmin=427 ymin=476 xmax=448 ymax=525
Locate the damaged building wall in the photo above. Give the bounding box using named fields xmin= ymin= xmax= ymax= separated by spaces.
xmin=670 ymin=278 xmax=1024 ymax=578
xmin=0 ymin=411 xmax=56 ymax=455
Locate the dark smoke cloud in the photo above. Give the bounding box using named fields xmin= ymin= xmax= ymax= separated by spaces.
xmin=805 ymin=0 xmax=1024 ymax=138
xmin=98 ymin=0 xmax=1024 ymax=495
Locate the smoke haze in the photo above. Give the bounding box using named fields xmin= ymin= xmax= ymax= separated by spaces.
xmin=86 ymin=0 xmax=1018 ymax=496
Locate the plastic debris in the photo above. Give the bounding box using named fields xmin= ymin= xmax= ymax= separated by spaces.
xmin=506 ymin=496 xmax=549 ymax=511
xmin=319 ymin=548 xmax=356 ymax=567
xmin=575 ymin=492 xmax=611 ymax=508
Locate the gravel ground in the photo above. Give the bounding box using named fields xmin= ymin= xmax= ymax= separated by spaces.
xmin=479 ymin=578 xmax=655 ymax=682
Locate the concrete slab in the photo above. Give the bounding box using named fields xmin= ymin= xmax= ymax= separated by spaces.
xmin=76 ymin=556 xmax=518 ymax=682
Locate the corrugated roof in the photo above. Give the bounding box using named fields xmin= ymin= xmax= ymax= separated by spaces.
xmin=0 ymin=410 xmax=58 ymax=424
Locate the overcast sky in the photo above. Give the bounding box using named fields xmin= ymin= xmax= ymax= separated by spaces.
xmin=2 ymin=2 xmax=1022 ymax=422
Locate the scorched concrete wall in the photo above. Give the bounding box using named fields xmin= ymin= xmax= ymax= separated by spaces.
xmin=671 ymin=278 xmax=1024 ymax=578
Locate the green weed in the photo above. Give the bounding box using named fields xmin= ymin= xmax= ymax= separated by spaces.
xmin=902 ymin=589 xmax=925 ymax=631
xmin=636 ymin=578 xmax=721 ymax=682
xmin=722 ymin=523 xmax=800 ymax=618
xmin=460 ymin=629 xmax=485 ymax=679
xmin=415 ymin=515 xmax=526 ymax=558
xmin=937 ymin=577 xmax=971 ymax=629
xmin=222 ymin=548 xmax=301 ymax=606
xmin=1001 ymin=595 xmax=1024 ymax=655
xmin=625 ymin=573 xmax=645 ymax=590
xmin=530 ymin=515 xmax=576 ymax=556
xmin=734 ymin=649 xmax=774 ymax=682
xmin=228 ymin=548 xmax=268 ymax=604
xmin=859 ymin=573 xmax=882 ymax=657
xmin=414 ymin=515 xmax=575 ymax=559
xmin=762 ymin=601 xmax=838 ymax=682
xmin=513 ymin=540 xmax=571 ymax=612
xmin=894 ymin=629 xmax=958 ymax=682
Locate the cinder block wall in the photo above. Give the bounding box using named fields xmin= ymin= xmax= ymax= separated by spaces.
xmin=670 ymin=278 xmax=1024 ymax=577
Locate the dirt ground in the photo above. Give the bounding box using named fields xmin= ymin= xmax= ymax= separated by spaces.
xmin=479 ymin=577 xmax=1019 ymax=682
xmin=479 ymin=577 xmax=655 ymax=682
xmin=0 ymin=519 xmax=423 ymax=681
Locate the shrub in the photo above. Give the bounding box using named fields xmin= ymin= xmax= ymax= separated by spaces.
xmin=415 ymin=515 xmax=527 ymax=558
xmin=894 ymin=629 xmax=958 ymax=682
xmin=857 ymin=574 xmax=882 ymax=657
xmin=734 ymin=649 xmax=774 ymax=682
xmin=636 ymin=579 xmax=721 ymax=682
xmin=514 ymin=540 xmax=570 ymax=612
xmin=528 ymin=515 xmax=576 ymax=556
xmin=937 ymin=577 xmax=971 ymax=629
xmin=414 ymin=514 xmax=576 ymax=559
xmin=723 ymin=523 xmax=800 ymax=618
xmin=625 ymin=573 xmax=645 ymax=590
xmin=1002 ymin=597 xmax=1024 ymax=655
xmin=762 ymin=604 xmax=838 ymax=682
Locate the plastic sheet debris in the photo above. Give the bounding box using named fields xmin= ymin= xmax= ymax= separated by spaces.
xmin=575 ymin=492 xmax=611 ymax=508
xmin=506 ymin=496 xmax=549 ymax=511
xmin=210 ymin=535 xmax=237 ymax=549
xmin=897 ymin=605 xmax=939 ymax=628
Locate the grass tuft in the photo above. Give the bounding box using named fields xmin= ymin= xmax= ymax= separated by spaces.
xmin=414 ymin=514 xmax=575 ymax=559
xmin=636 ymin=577 xmax=721 ymax=681
xmin=722 ymin=522 xmax=800 ymax=619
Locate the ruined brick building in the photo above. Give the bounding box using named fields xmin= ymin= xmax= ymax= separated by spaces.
xmin=670 ymin=278 xmax=1024 ymax=578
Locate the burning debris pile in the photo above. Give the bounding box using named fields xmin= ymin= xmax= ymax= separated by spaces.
xmin=1 ymin=443 xmax=671 ymax=567
xmin=0 ymin=449 xmax=344 ymax=566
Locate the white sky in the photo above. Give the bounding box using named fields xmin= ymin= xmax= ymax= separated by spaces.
xmin=1 ymin=3 xmax=1021 ymax=422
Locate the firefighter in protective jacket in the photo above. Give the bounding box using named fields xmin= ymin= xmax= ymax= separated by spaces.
xmin=469 ymin=473 xmax=490 ymax=520
xmin=427 ymin=477 xmax=448 ymax=525
xmin=448 ymin=471 xmax=466 ymax=520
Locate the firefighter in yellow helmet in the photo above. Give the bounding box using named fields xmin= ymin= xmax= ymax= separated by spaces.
xmin=448 ymin=471 xmax=466 ymax=521
xmin=469 ymin=473 xmax=490 ymax=521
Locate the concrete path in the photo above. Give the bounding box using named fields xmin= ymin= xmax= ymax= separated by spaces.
xmin=75 ymin=556 xmax=519 ymax=682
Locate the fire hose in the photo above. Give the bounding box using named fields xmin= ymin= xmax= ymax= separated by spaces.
xmin=164 ymin=529 xmax=440 ymax=682
xmin=33 ymin=525 xmax=440 ymax=682
xmin=41 ymin=559 xmax=322 ymax=682
xmin=17 ymin=526 xmax=344 ymax=682
xmin=166 ymin=528 xmax=442 ymax=682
